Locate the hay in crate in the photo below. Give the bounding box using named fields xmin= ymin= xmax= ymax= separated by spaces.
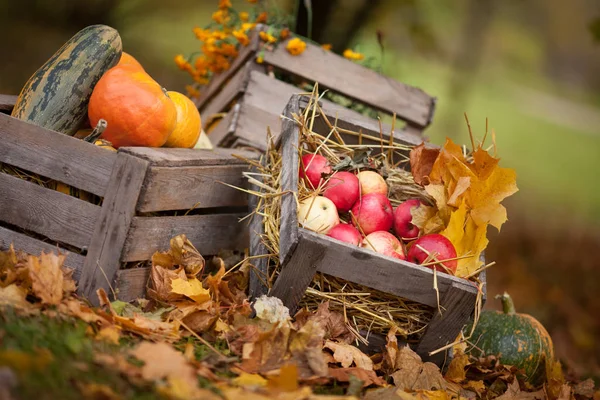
xmin=241 ymin=88 xmax=462 ymax=344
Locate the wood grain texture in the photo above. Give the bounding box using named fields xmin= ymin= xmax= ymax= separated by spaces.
xmin=136 ymin=165 xmax=250 ymax=212
xmin=263 ymin=38 xmax=435 ymax=128
xmin=195 ymin=28 xmax=261 ymax=111
xmin=269 ymin=234 xmax=327 ymax=314
xmin=0 ymin=113 xmax=116 ymax=197
xmin=0 ymin=172 xmax=100 ymax=249
xmin=78 ymin=153 xmax=149 ymax=305
xmin=0 ymin=94 xmax=17 ymax=113
xmin=416 ymin=280 xmax=478 ymax=365
xmin=115 ymin=268 xmax=150 ymax=302
xmin=248 ymin=161 xmax=270 ymax=300
xmin=0 ymin=226 xmax=85 ymax=279
xmin=122 ymin=213 xmax=249 ymax=262
xmin=205 ymin=105 xmax=238 ymax=148
xmin=119 ymin=147 xmax=257 ymax=167
xmin=278 ymin=96 xmax=301 ymax=266
xmin=300 ymin=229 xmax=469 ymax=308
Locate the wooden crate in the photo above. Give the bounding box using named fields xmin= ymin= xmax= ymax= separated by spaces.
xmin=0 ymin=95 xmax=256 ymax=305
xmin=248 ymin=95 xmax=486 ymax=365
xmin=196 ymin=25 xmax=437 ymax=151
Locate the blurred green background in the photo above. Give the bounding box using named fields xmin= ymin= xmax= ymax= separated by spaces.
xmin=1 ymin=0 xmax=599 ymax=381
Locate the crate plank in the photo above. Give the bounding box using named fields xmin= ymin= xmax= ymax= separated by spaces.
xmin=248 ymin=161 xmax=270 ymax=300
xmin=278 ymin=96 xmax=301 ymax=265
xmin=0 ymin=95 xmax=17 ymax=113
xmin=263 ymin=38 xmax=435 ymax=128
xmin=205 ymin=105 xmax=238 ymax=147
xmin=78 ymin=154 xmax=149 ymax=305
xmin=122 ymin=213 xmax=249 ymax=262
xmin=119 ymin=147 xmax=256 ymax=167
xmin=136 ymin=165 xmax=250 ymax=212
xmin=269 ymin=234 xmax=326 ymax=313
xmin=195 ymin=29 xmax=261 ymax=110
xmin=416 ymin=280 xmax=478 ymax=365
xmin=0 ymin=226 xmax=85 ymax=279
xmin=0 ymin=113 xmax=116 ymax=197
xmin=302 ymin=229 xmax=469 ymax=308
xmin=115 ymin=268 xmax=150 ymax=302
xmin=0 ymin=172 xmax=100 ymax=249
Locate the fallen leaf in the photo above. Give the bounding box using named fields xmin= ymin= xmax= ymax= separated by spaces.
xmin=546 ymin=359 xmax=566 ymax=400
xmin=170 ymin=277 xmax=210 ymax=304
xmin=240 ymin=321 xmax=292 ymax=374
xmin=410 ymin=203 xmax=445 ymax=235
xmin=181 ymin=310 xmax=218 ymax=333
xmin=0 ymin=284 xmax=29 ymax=309
xmin=328 ymin=367 xmax=385 ymax=388
xmin=294 ymin=301 xmax=354 ymax=344
xmin=324 ymin=340 xmax=373 ymax=371
xmin=573 ymin=379 xmax=595 ymax=398
xmin=391 ymin=346 xmax=447 ymax=391
xmin=129 ymin=341 xmax=197 ymax=386
xmin=409 ymin=143 xmax=440 ymax=185
xmin=95 ymin=326 xmax=121 ymax=345
xmin=495 ymin=378 xmax=545 ymax=400
xmin=168 ymin=234 xmax=205 ymax=278
xmin=266 ymin=363 xmax=299 ymax=392
xmin=557 ymin=384 xmax=573 ymax=400
xmin=157 ymin=375 xmax=219 ymax=400
xmin=27 ymin=252 xmax=64 ymax=305
xmin=464 ymin=380 xmax=486 ymax=394
xmin=288 ymin=319 xmax=328 ymax=378
xmin=77 ymin=382 xmax=122 ymax=400
xmin=444 ymin=351 xmax=470 ymax=383
xmin=232 ymin=372 xmax=268 ymax=388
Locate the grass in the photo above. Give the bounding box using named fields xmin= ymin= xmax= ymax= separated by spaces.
xmin=0 ymin=309 xmax=224 ymax=400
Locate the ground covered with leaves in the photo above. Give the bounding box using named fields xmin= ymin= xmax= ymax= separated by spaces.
xmin=0 ymin=237 xmax=598 ymax=400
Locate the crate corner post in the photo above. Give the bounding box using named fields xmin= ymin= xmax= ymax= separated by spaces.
xmin=77 ymin=151 xmax=150 ymax=305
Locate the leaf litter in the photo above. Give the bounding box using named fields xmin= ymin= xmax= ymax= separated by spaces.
xmin=0 ymin=237 xmax=597 ymax=399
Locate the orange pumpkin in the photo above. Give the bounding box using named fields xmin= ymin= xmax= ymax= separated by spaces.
xmin=163 ymin=91 xmax=202 ymax=148
xmin=88 ymin=66 xmax=177 ymax=148
xmin=118 ymin=52 xmax=144 ymax=71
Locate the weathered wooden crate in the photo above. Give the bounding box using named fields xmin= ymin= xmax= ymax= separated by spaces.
xmin=248 ymin=95 xmax=486 ymax=365
xmin=0 ymin=95 xmax=255 ymax=305
xmin=196 ymin=25 xmax=437 ymax=151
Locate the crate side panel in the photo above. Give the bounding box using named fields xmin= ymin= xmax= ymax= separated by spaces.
xmin=78 ymin=154 xmax=149 ymax=304
xmin=119 ymin=147 xmax=257 ymax=167
xmin=122 ymin=213 xmax=249 ymax=261
xmin=0 ymin=226 xmax=85 ymax=279
xmin=263 ymin=39 xmax=434 ymax=128
xmin=301 ymin=229 xmax=467 ymax=308
xmin=0 ymin=95 xmax=17 ymax=113
xmin=115 ymin=268 xmax=150 ymax=302
xmin=0 ymin=113 xmax=116 ymax=196
xmin=0 ymin=172 xmax=100 ymax=249
xmin=137 ymin=165 xmax=249 ymax=212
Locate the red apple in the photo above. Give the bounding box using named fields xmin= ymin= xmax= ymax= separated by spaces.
xmin=362 ymin=231 xmax=406 ymax=260
xmin=407 ymin=233 xmax=458 ymax=273
xmin=393 ymin=199 xmax=423 ymax=240
xmin=297 ymin=195 xmax=340 ymax=234
xmin=300 ymin=154 xmax=331 ymax=189
xmin=323 ymin=171 xmax=360 ymax=212
xmin=357 ymin=170 xmax=388 ymax=195
xmin=350 ymin=193 xmax=393 ymax=235
xmin=327 ymin=223 xmax=362 ymax=246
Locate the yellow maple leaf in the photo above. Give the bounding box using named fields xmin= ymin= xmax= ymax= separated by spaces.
xmin=0 ymin=284 xmax=29 ymax=309
xmin=440 ymin=201 xmax=488 ymax=277
xmin=170 ymin=278 xmax=210 ymax=304
xmin=27 ymin=252 xmax=65 ymax=305
xmin=96 ymin=325 xmax=121 ymax=345
xmin=232 ymin=372 xmax=268 ymax=388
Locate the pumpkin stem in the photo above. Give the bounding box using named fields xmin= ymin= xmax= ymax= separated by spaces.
xmin=83 ymin=119 xmax=107 ymax=143
xmin=495 ymin=292 xmax=516 ymax=315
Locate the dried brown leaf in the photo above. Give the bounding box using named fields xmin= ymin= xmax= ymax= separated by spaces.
xmin=495 ymin=378 xmax=545 ymax=400
xmin=573 ymin=379 xmax=595 ymax=398
xmin=409 ymin=143 xmax=440 ymax=186
xmin=324 ymin=340 xmax=373 ymax=371
xmin=294 ymin=301 xmax=353 ymax=344
xmin=328 ymin=367 xmax=385 ymax=388
xmin=95 ymin=326 xmax=121 ymax=345
xmin=27 ymin=252 xmax=64 ymax=305
xmin=0 ymin=284 xmax=29 ymax=309
xmin=182 ymin=310 xmax=218 ymax=333
xmin=266 ymin=363 xmax=300 ymax=392
xmin=444 ymin=352 xmax=470 ymax=383
xmin=289 ymin=320 xmax=328 ymax=378
xmin=77 ymin=382 xmax=122 ymax=400
xmin=391 ymin=346 xmax=446 ymax=391
xmin=168 ymin=234 xmax=205 ymax=278
xmin=240 ymin=322 xmax=292 ymax=374
xmin=129 ymin=341 xmax=196 ymax=385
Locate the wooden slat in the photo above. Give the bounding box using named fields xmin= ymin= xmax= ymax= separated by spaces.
xmin=121 ymin=213 xmax=249 ymax=262
xmin=416 ymin=280 xmax=478 ymax=365
xmin=248 ymin=160 xmax=270 ymax=300
xmin=78 ymin=154 xmax=149 ymax=305
xmin=199 ymin=64 xmax=249 ymax=130
xmin=278 ymin=96 xmax=301 ymax=266
xmin=119 ymin=147 xmax=257 ymax=167
xmin=302 ymin=229 xmax=473 ymax=308
xmin=207 ymin=105 xmax=238 ymax=148
xmin=0 ymin=226 xmax=85 ymax=280
xmin=195 ymin=28 xmax=261 ymax=110
xmin=263 ymin=38 xmax=435 ymax=128
xmin=136 ymin=164 xmax=250 ymax=212
xmin=0 ymin=113 xmax=117 ymax=197
xmin=115 ymin=268 xmax=150 ymax=302
xmin=0 ymin=94 xmax=17 ymax=113
xmin=0 ymin=172 xmax=100 ymax=249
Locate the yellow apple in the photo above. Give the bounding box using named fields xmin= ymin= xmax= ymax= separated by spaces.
xmin=298 ymin=195 xmax=340 ymax=234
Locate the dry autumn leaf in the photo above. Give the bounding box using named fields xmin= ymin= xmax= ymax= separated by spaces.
xmin=288 ymin=319 xmax=328 ymax=378
xmin=324 ymin=340 xmax=373 ymax=371
xmin=409 ymin=143 xmax=440 ymax=186
xmin=390 ymin=346 xmax=447 ymax=392
xmin=443 ymin=351 xmax=470 ymax=383
xmin=95 ymin=326 xmax=121 ymax=345
xmin=168 ymin=234 xmax=205 ymax=278
xmin=327 ymin=367 xmax=385 ymax=388
xmin=0 ymin=284 xmax=29 ymax=309
xmin=294 ymin=301 xmax=354 ymax=344
xmin=170 ymin=277 xmax=211 ymax=304
xmin=129 ymin=341 xmax=197 ymax=385
xmin=27 ymin=252 xmax=65 ymax=305
xmin=77 ymin=382 xmax=122 ymax=400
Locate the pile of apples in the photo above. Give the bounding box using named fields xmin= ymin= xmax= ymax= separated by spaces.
xmin=297 ymin=154 xmax=458 ymax=274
